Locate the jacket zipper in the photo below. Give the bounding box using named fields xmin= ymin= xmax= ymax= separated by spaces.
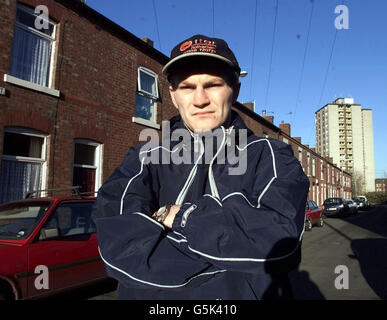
xmin=175 ymin=135 xmax=204 ymax=205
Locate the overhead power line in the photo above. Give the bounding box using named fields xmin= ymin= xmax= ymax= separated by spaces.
xmin=212 ymin=0 xmax=215 ymax=36
xmin=307 ymin=0 xmax=346 ymax=146
xmin=249 ymin=0 xmax=259 ymax=101
xmin=152 ymin=0 xmax=162 ymax=51
xmin=318 ymin=0 xmax=346 ymax=106
xmin=264 ymin=0 xmax=279 ymax=109
xmin=292 ymin=0 xmax=315 ymax=125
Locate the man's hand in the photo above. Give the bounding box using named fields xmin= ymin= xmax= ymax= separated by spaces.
xmin=163 ymin=205 xmax=181 ymax=228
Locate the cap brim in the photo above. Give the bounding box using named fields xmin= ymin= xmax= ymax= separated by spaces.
xmin=162 ymin=52 xmax=237 ymax=76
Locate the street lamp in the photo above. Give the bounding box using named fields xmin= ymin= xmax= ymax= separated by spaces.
xmin=239 ymin=70 xmax=248 ymax=78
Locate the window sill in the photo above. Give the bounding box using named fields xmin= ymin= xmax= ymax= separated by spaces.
xmin=132 ymin=117 xmax=160 ymax=130
xmin=4 ymin=74 xmax=60 ymax=98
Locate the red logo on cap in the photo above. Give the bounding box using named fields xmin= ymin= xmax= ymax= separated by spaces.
xmin=180 ymin=41 xmax=193 ymax=52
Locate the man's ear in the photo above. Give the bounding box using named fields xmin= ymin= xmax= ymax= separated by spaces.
xmin=169 ymin=86 xmax=179 ymax=110
xmin=232 ymin=82 xmax=241 ymax=104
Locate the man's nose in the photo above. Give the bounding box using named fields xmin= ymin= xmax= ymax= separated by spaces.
xmin=192 ymin=86 xmax=210 ymax=108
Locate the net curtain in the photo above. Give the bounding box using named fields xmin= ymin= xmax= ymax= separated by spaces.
xmin=0 ymin=160 xmax=42 ymax=204
xmin=10 ymin=27 xmax=51 ymax=87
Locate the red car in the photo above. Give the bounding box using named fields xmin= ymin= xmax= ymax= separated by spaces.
xmin=305 ymin=200 xmax=324 ymax=231
xmin=0 ymin=194 xmax=108 ymax=300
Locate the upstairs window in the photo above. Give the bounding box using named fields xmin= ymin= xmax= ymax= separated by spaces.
xmin=10 ymin=4 xmax=56 ymax=87
xmin=134 ymin=67 xmax=159 ymax=123
xmin=138 ymin=67 xmax=159 ymax=99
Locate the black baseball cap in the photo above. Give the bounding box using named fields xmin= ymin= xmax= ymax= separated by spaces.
xmin=162 ymin=34 xmax=241 ymax=78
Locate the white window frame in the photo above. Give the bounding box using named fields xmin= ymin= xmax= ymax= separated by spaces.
xmin=137 ymin=66 xmax=159 ymax=99
xmin=312 ymin=157 xmax=316 ymax=177
xmin=2 ymin=127 xmax=47 ymax=191
xmin=72 ymin=139 xmax=103 ymax=193
xmin=9 ymin=4 xmax=57 ymax=89
xmin=133 ymin=66 xmax=160 ymax=129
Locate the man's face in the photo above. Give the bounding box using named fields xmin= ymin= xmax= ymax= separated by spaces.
xmin=169 ymin=66 xmax=240 ymax=132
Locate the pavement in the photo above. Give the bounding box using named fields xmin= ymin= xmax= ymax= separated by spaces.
xmin=87 ymin=205 xmax=387 ymax=300
xmin=289 ymin=204 xmax=387 ymax=300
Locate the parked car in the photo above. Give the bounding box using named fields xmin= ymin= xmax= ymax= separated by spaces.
xmin=0 ymin=191 xmax=109 ymax=300
xmin=352 ymin=196 xmax=370 ymax=210
xmin=305 ymin=200 xmax=324 ymax=231
xmin=346 ymin=199 xmax=358 ymax=214
xmin=323 ymin=197 xmax=349 ymax=217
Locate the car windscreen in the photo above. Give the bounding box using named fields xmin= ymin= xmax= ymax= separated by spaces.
xmin=324 ymin=198 xmax=341 ymax=205
xmin=0 ymin=201 xmax=52 ymax=240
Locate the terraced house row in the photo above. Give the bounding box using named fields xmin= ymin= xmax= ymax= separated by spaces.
xmin=0 ymin=0 xmax=351 ymax=207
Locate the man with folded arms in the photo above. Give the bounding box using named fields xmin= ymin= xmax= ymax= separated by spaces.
xmin=92 ymin=34 xmax=309 ymax=300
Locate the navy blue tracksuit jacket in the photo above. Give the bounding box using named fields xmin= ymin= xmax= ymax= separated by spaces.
xmin=92 ymin=111 xmax=310 ymax=300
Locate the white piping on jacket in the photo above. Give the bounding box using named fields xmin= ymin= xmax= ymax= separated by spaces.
xmin=98 ymin=246 xmax=227 ymax=288
xmin=167 ymin=235 xmax=188 ymax=243
xmin=120 ymin=157 xmax=146 ymax=215
xmin=221 ymin=192 xmax=255 ymax=208
xmin=173 ymin=230 xmax=187 ymax=239
xmin=236 ymin=138 xmax=277 ymax=208
xmin=131 ymin=212 xmax=165 ymax=230
xmin=139 ymin=145 xmax=180 ymax=155
xmin=203 ymin=194 xmax=223 ymax=207
xmin=120 ymin=146 xmax=180 ymax=216
xmin=186 ymin=226 xmax=304 ymax=263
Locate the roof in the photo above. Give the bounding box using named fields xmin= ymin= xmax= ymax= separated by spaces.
xmin=233 ymin=102 xmax=280 ymax=133
xmin=315 ymin=102 xmax=363 ymax=114
xmin=55 ymin=0 xmax=170 ymax=65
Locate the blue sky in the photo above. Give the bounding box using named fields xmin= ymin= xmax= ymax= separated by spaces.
xmin=88 ymin=0 xmax=387 ymax=178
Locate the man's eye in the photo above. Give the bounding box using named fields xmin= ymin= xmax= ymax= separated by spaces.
xmin=208 ymin=83 xmax=223 ymax=88
xmin=179 ymin=85 xmax=194 ymax=90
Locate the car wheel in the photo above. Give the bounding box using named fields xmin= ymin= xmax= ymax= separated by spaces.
xmin=317 ymin=216 xmax=324 ymax=227
xmin=305 ymin=218 xmax=312 ymax=231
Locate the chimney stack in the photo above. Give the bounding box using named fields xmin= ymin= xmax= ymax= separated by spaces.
xmin=142 ymin=37 xmax=154 ymax=47
xmin=243 ymin=102 xmax=255 ymax=111
xmin=279 ymin=120 xmax=291 ymax=136
xmin=262 ymin=110 xmax=274 ymax=124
